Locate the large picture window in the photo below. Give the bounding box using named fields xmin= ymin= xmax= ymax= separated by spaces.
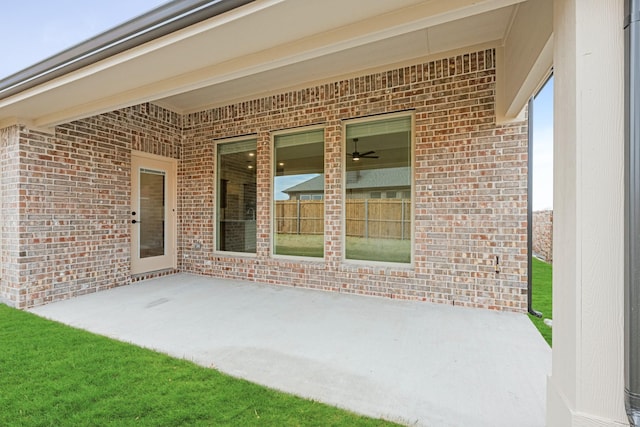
xmin=345 ymin=114 xmax=412 ymax=263
xmin=273 ymin=128 xmax=324 ymax=257
xmin=216 ymin=138 xmax=257 ymax=253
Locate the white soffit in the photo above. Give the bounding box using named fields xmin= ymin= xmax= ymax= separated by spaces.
xmin=162 ymin=6 xmax=516 ymax=114
xmin=0 ymin=0 xmax=528 ymax=127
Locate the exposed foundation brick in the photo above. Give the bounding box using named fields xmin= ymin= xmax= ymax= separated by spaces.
xmin=0 ymin=49 xmax=528 ymax=312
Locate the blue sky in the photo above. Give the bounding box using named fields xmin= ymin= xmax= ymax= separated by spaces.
xmin=0 ymin=1 xmax=553 ymax=209
xmin=532 ymin=77 xmax=554 ymax=210
xmin=0 ymin=1 xmax=165 ymax=79
xmin=275 ymin=174 xmax=320 ymax=200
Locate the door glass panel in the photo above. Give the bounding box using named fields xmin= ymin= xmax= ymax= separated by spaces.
xmin=140 ymin=168 xmax=165 ymax=258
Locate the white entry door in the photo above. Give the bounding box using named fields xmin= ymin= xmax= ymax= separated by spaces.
xmin=131 ymin=152 xmax=177 ymax=274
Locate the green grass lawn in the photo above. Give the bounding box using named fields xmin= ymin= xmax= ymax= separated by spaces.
xmin=529 ymin=257 xmax=553 ymax=346
xmin=275 ymin=234 xmax=324 ymax=257
xmin=0 ymin=305 xmax=397 ymax=427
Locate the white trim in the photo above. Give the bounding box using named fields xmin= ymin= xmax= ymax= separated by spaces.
xmin=131 ymin=150 xmax=177 ymax=163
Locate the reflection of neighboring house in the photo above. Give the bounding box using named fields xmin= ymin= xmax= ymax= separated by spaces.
xmin=283 ymin=167 xmax=410 ymax=200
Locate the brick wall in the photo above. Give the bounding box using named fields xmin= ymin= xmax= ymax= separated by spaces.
xmin=0 ymin=126 xmax=22 ymax=305
xmin=0 ymin=49 xmax=528 ymax=312
xmin=532 ymin=210 xmax=553 ymax=263
xmin=180 ymin=49 xmax=529 ymax=312
xmin=0 ymin=105 xmax=182 ymax=308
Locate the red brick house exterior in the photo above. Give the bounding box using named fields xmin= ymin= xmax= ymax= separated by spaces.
xmin=0 ymin=49 xmax=528 ymax=311
xmin=2 ymin=1 xmax=632 ymax=424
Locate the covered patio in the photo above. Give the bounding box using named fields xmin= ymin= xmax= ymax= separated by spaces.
xmin=30 ymin=273 xmax=550 ymax=427
xmin=0 ymin=0 xmax=633 ymax=424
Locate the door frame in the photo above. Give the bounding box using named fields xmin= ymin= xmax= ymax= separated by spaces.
xmin=131 ymin=151 xmax=177 ymax=275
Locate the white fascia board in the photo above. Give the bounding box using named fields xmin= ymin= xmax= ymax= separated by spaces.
xmin=0 ymin=0 xmax=283 ymax=110
xmin=496 ymin=0 xmax=553 ymax=123
xmin=17 ymin=0 xmax=525 ymax=127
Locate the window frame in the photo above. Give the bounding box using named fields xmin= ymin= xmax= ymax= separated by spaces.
xmin=271 ymin=125 xmax=326 ymax=260
xmin=341 ymin=111 xmax=415 ymax=267
xmin=214 ymin=135 xmax=258 ymax=256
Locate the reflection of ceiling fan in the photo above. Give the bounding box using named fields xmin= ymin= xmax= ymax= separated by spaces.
xmin=351 ymin=138 xmax=378 ymax=161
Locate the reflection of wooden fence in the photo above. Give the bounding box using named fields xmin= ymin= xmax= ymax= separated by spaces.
xmin=275 ymin=200 xmax=324 ymax=235
xmin=346 ymin=199 xmax=411 ymax=240
xmin=275 ymin=199 xmax=410 ymax=240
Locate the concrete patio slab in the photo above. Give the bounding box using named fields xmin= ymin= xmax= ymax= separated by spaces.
xmin=29 ymin=274 xmax=550 ymax=427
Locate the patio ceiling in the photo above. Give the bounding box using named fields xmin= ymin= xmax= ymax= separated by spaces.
xmin=0 ymin=0 xmax=552 ymax=131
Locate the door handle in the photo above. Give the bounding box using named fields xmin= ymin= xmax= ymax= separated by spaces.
xmin=131 ymin=219 xmax=141 ymax=224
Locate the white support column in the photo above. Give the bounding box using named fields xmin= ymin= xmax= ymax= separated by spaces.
xmin=548 ymin=0 xmax=628 ymax=425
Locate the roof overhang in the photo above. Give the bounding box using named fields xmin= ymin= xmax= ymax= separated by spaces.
xmin=0 ymin=0 xmax=552 ymax=132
